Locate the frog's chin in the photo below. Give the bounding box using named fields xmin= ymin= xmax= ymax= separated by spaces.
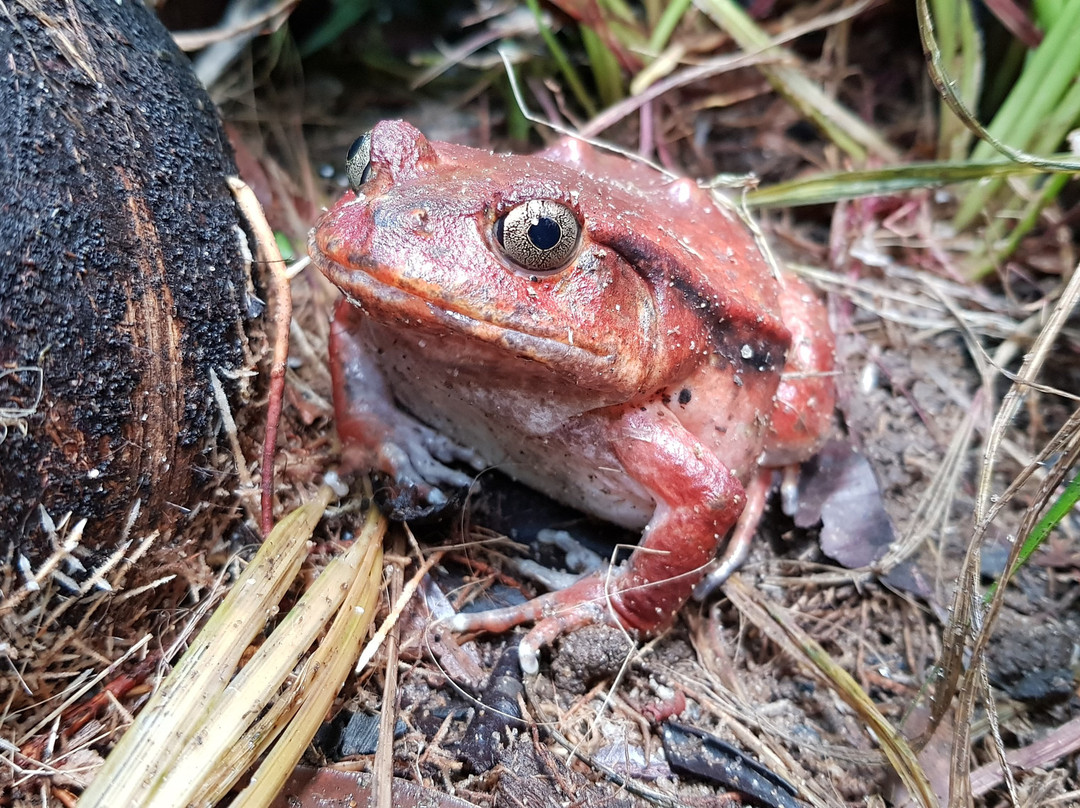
xmin=313 ymin=251 xmax=643 ymax=390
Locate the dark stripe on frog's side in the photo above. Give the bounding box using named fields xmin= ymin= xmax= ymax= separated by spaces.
xmin=603 ymin=230 xmax=788 ymax=375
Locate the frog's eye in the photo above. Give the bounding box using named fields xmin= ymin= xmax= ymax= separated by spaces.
xmin=494 ymin=200 xmax=580 ymax=273
xmin=346 ymin=133 xmax=374 ymax=190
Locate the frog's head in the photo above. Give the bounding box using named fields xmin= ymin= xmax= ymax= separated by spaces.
xmin=309 ymin=121 xmax=782 ymax=395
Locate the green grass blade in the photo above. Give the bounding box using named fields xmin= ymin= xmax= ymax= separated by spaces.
xmin=746 ymin=158 xmax=1064 ymax=208
xmin=647 ymin=0 xmax=693 ymax=54
xmin=1029 ymin=67 xmax=1080 ymax=158
xmin=931 ymin=0 xmax=982 ymax=159
xmin=985 ymin=470 xmax=1080 ymax=602
xmin=524 ymin=0 xmax=597 ymax=117
xmin=953 ymin=0 xmax=1080 ymax=228
xmin=969 ymin=171 xmax=1072 ymax=278
xmin=599 ymin=0 xmax=640 ymax=25
xmin=964 ymin=71 xmax=1080 ymax=275
xmin=503 ymin=73 xmax=533 ymax=142
xmin=969 ymin=0 xmax=1080 ymax=163
xmin=1034 ymin=0 xmax=1068 ymax=30
xmin=917 ymin=0 xmax=1080 ymax=173
xmin=581 ymin=25 xmax=624 ymax=107
xmin=299 ymin=0 xmax=373 ymax=57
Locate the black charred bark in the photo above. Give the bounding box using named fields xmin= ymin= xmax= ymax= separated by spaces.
xmin=0 ymin=0 xmax=255 ymax=561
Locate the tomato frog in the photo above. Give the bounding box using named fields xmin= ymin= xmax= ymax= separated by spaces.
xmin=308 ymin=120 xmax=835 ymax=674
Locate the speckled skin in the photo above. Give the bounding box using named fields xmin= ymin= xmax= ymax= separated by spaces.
xmin=309 ymin=120 xmax=835 ymax=669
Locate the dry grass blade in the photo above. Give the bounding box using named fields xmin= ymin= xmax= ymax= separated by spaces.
xmin=371 ymin=534 xmax=405 ymax=808
xmin=0 ymin=517 xmax=86 ymax=618
xmin=878 ymin=397 xmax=976 ymax=575
xmin=969 ymin=714 xmax=1080 ymax=797
xmin=722 ymin=575 xmax=938 ymax=808
xmin=169 ymin=505 xmax=384 ymax=806
xmin=933 ymin=260 xmax=1080 ymax=806
xmin=695 ymin=0 xmax=899 ymax=162
xmin=77 ymin=487 xmax=338 ymax=808
xmin=227 ymin=509 xmax=385 ymax=808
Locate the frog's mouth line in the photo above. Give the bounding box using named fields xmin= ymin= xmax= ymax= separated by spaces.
xmin=311 ymin=248 xmax=635 ymax=383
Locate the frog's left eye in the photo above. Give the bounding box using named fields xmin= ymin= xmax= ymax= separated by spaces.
xmin=346 ymin=132 xmax=374 ymax=190
xmin=494 ymin=200 xmax=580 ymax=273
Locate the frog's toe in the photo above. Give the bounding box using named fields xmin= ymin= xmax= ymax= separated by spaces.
xmin=372 ymin=471 xmax=453 ymax=521
xmin=517 ymin=607 xmax=611 ymax=675
xmin=381 ymin=437 xmax=474 ymax=491
xmin=371 ymin=436 xmax=474 ymax=520
xmin=421 ymin=431 xmax=486 ymax=470
xmin=406 ymin=448 xmax=474 ymax=490
xmin=536 ymin=529 xmax=605 ymax=574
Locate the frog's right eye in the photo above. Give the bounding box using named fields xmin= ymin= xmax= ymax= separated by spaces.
xmin=494 ymin=199 xmax=580 ymax=273
xmin=346 ymin=133 xmax=374 ymax=190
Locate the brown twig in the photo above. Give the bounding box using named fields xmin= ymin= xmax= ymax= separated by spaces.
xmin=228 ymin=177 xmax=292 ymax=536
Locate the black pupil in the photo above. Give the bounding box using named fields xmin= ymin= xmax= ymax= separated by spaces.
xmin=528 ymin=217 xmax=560 ymax=250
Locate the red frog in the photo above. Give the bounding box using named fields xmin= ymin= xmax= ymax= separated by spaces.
xmin=309 ymin=120 xmax=835 ymax=673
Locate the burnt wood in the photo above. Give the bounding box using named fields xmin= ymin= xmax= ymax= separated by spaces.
xmin=0 ymin=0 xmax=255 ymax=561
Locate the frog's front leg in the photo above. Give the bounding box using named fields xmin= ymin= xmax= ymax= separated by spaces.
xmin=330 ymin=299 xmax=481 ymax=515
xmin=449 ymin=404 xmax=746 ymax=674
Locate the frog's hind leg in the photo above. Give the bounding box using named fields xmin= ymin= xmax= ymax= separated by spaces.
xmin=762 ymin=276 xmax=836 ymax=466
xmin=450 ymin=402 xmax=747 ymax=674
xmin=692 ymin=467 xmax=773 ymax=600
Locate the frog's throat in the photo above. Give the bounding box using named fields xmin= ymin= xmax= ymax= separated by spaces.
xmin=314 ymin=252 xmax=652 ymax=390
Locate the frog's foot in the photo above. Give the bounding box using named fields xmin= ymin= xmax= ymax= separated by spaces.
xmin=371 ymin=420 xmax=496 ymax=519
xmin=343 ymin=418 xmax=482 ymax=519
xmin=448 ymin=573 xmax=629 ymax=675
xmin=367 ymin=432 xmax=477 ymax=520
xmin=511 ymin=529 xmax=606 ymax=590
xmin=451 ymin=403 xmax=750 ymax=675
xmin=377 ymin=419 xmax=483 ymax=492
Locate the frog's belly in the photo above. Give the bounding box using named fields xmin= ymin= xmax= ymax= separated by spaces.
xmin=400 ymin=378 xmax=654 ymax=529
xmin=371 ymin=329 xmax=655 ymax=529
xmin=482 ymin=423 xmax=655 ymax=530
